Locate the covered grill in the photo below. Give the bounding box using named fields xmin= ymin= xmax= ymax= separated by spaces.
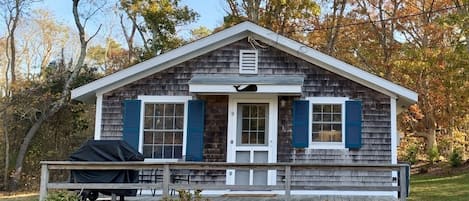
xmin=69 ymin=140 xmax=144 ymax=201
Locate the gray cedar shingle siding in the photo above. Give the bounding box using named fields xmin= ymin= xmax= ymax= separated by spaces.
xmin=277 ymin=96 xmax=295 ymax=163
xmin=101 ymin=38 xmax=392 ymax=186
xmin=198 ymin=95 xmax=228 ymax=162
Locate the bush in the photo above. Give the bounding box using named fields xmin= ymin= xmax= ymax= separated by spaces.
xmin=405 ymin=145 xmax=418 ymax=164
xmin=427 ymin=146 xmax=439 ymax=164
xmin=162 ymin=189 xmax=209 ymax=201
xmin=450 ymin=149 xmax=463 ymax=167
xmin=45 ymin=191 xmax=80 ymax=201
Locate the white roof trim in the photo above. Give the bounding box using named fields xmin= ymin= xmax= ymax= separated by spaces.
xmin=72 ymin=21 xmax=417 ymax=105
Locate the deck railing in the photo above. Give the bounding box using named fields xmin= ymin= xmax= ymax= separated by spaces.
xmin=39 ymin=161 xmax=409 ymax=201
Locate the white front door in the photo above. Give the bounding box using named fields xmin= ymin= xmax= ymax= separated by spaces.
xmin=226 ymin=95 xmax=277 ymax=186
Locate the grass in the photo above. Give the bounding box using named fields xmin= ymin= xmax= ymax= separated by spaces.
xmin=408 ymin=170 xmax=469 ymax=201
xmin=0 ymin=193 xmax=37 ymax=201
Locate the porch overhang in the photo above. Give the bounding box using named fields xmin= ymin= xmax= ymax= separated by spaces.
xmin=188 ymin=75 xmax=304 ymax=94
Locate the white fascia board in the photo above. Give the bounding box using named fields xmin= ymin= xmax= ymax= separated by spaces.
xmin=189 ymin=84 xmax=302 ymax=94
xmin=245 ymin=24 xmax=418 ymax=103
xmin=71 ymin=23 xmax=254 ymax=101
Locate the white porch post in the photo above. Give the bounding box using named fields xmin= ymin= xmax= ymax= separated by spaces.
xmin=391 ymin=97 xmax=398 ymax=198
xmin=94 ymin=93 xmax=103 ymax=140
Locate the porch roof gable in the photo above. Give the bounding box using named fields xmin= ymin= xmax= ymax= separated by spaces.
xmin=189 ymin=75 xmax=304 ymax=85
xmin=188 ymin=75 xmax=304 ymax=94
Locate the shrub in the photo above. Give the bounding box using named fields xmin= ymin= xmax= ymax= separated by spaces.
xmin=45 ymin=191 xmax=80 ymax=201
xmin=427 ymin=146 xmax=439 ymax=164
xmin=450 ymin=149 xmax=463 ymax=167
xmin=405 ymin=145 xmax=418 ymax=164
xmin=162 ymin=189 xmax=209 ymax=201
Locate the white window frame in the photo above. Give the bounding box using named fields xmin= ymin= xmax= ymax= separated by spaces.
xmin=239 ymin=49 xmax=258 ymax=74
xmin=307 ymin=97 xmax=349 ymax=149
xmin=138 ymin=95 xmax=192 ymax=162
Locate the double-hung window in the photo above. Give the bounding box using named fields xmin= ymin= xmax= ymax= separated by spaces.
xmin=308 ymin=97 xmax=348 ymax=149
xmin=139 ymin=96 xmax=191 ymax=160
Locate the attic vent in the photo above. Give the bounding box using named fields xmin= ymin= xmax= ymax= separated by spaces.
xmin=239 ymin=50 xmax=258 ymax=74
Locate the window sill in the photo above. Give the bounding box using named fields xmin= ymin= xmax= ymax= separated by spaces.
xmin=308 ymin=143 xmax=347 ymax=150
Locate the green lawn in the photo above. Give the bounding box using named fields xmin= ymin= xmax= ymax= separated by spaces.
xmin=0 ymin=194 xmax=37 ymax=201
xmin=408 ymin=171 xmax=469 ymax=201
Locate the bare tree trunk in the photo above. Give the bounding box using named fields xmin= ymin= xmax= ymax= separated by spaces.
xmin=4 ymin=45 xmax=10 ymax=96
xmin=6 ymin=0 xmax=22 ymax=84
xmin=2 ymin=0 xmax=25 ymax=188
xmin=244 ymin=0 xmax=261 ymax=22
xmin=2 ymin=113 xmax=9 ymax=190
xmin=8 ymin=19 xmax=17 ymax=84
xmin=3 ymin=0 xmax=33 ymax=93
xmin=325 ymin=0 xmax=346 ymax=55
xmin=123 ymin=9 xmax=149 ymax=54
xmin=11 ymin=0 xmax=101 ymax=188
xmin=356 ymin=0 xmax=400 ymax=79
xmin=226 ymin=0 xmax=240 ymax=17
xmin=120 ymin=14 xmax=137 ymax=63
xmin=425 ymin=115 xmax=437 ymax=152
xmin=414 ymin=129 xmax=437 ymax=154
xmin=40 ymin=44 xmax=53 ymax=78
xmin=421 ymin=79 xmax=438 ymax=153
xmin=11 ymin=114 xmax=45 ymax=189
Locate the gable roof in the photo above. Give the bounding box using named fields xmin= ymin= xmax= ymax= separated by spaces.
xmin=71 ymin=21 xmax=417 ymax=107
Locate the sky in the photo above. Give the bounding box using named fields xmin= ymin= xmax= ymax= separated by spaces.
xmin=34 ymin=0 xmax=226 ymax=41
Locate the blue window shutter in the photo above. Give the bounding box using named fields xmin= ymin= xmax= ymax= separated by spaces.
xmin=123 ymin=100 xmax=142 ymax=152
xmin=345 ymin=100 xmax=362 ymax=149
xmin=186 ymin=100 xmax=205 ymax=161
xmin=292 ymin=100 xmax=309 ymax=148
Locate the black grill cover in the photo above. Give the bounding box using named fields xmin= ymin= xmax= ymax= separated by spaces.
xmin=69 ymin=140 xmax=144 ymax=196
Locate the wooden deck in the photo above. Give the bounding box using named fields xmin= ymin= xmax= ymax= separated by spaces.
xmin=98 ymin=195 xmax=398 ymax=201
xmin=40 ymin=161 xmax=408 ymax=201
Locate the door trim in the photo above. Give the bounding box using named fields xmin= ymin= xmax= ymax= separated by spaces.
xmin=226 ymin=94 xmax=278 ymax=185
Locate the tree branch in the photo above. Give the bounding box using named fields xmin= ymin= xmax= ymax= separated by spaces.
xmin=353 ymin=47 xmax=374 ymax=72
xmin=409 ymin=131 xmax=428 ymax=138
xmin=87 ymin=24 xmax=102 ymax=43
